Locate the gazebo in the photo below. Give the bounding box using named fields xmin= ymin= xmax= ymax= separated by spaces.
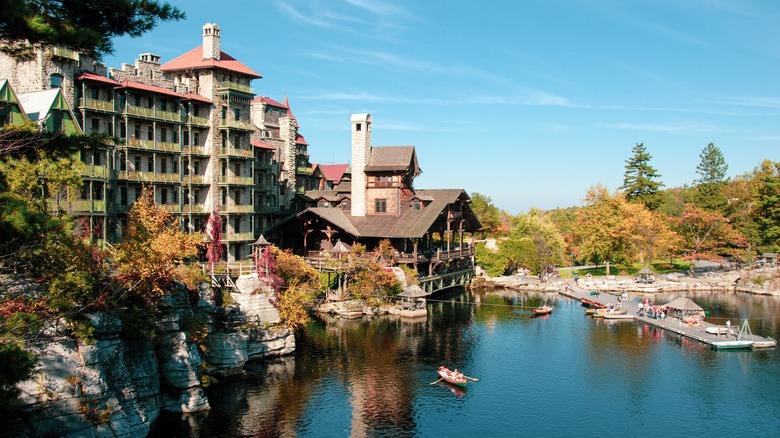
xmin=397 ymin=284 xmax=428 ymax=315
xmin=637 ymin=265 xmax=655 ymax=283
xmin=664 ymin=297 xmax=705 ymax=325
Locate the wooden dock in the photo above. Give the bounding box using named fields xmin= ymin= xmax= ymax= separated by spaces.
xmin=559 ymin=284 xmax=776 ymax=350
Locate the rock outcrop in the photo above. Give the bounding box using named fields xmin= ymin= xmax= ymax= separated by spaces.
xmin=13 ymin=279 xmax=296 ymax=437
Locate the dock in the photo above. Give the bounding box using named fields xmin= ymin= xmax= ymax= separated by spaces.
xmin=559 ymin=284 xmax=777 ymax=350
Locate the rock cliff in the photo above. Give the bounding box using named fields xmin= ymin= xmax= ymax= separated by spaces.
xmin=13 ymin=274 xmax=295 ymax=437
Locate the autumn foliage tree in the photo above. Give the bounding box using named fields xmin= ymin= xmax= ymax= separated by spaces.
xmin=114 ymin=186 xmax=202 ymax=309
xmin=673 ymin=203 xmax=745 ymax=275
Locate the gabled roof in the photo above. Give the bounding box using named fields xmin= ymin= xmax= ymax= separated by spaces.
xmin=161 ymin=46 xmax=262 ymax=78
xmin=296 ymin=133 xmax=308 ymax=146
xmin=116 ymin=80 xmax=183 ymax=99
xmin=18 ymin=88 xmax=82 ymax=134
xmin=317 ymin=164 xmax=350 ymax=184
xmin=296 ymin=189 xmax=480 ymax=239
xmin=253 ymin=96 xmax=287 ymax=108
xmin=76 ymin=72 xmax=121 ymax=86
xmin=0 ymin=80 xmax=29 ymax=124
xmin=251 ymin=140 xmax=276 ymax=150
xmin=365 ymin=146 xmax=421 ymax=175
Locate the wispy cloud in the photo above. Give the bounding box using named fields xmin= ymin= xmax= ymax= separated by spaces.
xmin=598 ymin=121 xmax=726 ymax=134
xmin=713 ymin=96 xmax=780 ymax=109
xmin=344 ymin=0 xmax=412 ymax=19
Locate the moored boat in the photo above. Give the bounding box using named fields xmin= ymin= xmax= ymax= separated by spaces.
xmin=592 ymin=308 xmax=627 ymax=318
xmin=602 ymin=313 xmax=634 ymax=320
xmin=711 ymin=340 xmax=753 ymax=350
xmin=438 ymin=366 xmax=468 ymax=387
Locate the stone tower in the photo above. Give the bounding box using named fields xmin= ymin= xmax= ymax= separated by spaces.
xmin=202 ymin=23 xmax=221 ymax=60
xmin=350 ymin=113 xmax=371 ymax=217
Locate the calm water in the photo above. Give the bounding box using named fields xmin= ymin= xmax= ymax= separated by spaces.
xmin=151 ymin=289 xmax=780 ymax=437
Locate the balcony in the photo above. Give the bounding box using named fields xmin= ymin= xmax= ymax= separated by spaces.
xmin=124 ymin=138 xmax=181 ymax=153
xmin=224 ymin=231 xmax=254 ymax=242
xmin=182 ymin=174 xmax=208 ymax=185
xmin=183 ymin=204 xmax=205 ymax=213
xmin=219 ymin=175 xmax=254 ymax=186
xmin=157 ymin=109 xmax=181 ymax=122
xmin=48 ymin=46 xmax=79 ymax=61
xmin=219 ymin=147 xmax=254 ymax=159
xmin=125 ymin=105 xmax=154 ymax=118
xmin=182 ymin=145 xmax=207 ymax=155
xmin=159 ymin=204 xmax=182 ymax=213
xmin=218 ymin=119 xmax=253 ymax=132
xmin=81 ymin=97 xmax=114 ymax=112
xmin=50 ymin=199 xmax=106 ymax=213
xmin=117 ymin=170 xmax=154 ymax=181
xmin=296 ymin=166 xmax=313 ymax=175
xmin=154 ymin=173 xmax=180 ymax=183
xmin=81 ymin=164 xmax=109 ymax=179
xmin=224 ymin=204 xmax=254 ymax=214
xmin=124 ymin=105 xmax=182 ymax=122
xmin=217 ymin=81 xmax=254 ymax=95
xmin=187 ymin=115 xmax=209 ymax=126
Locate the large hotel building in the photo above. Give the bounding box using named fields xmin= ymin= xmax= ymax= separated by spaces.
xmin=0 ymin=23 xmax=321 ymax=261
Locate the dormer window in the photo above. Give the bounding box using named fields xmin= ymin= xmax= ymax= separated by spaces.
xmin=318 ymin=199 xmax=329 ymax=208
xmin=413 ymin=201 xmax=422 ymax=211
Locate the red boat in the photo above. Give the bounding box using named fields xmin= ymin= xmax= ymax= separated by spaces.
xmin=438 ymin=366 xmax=467 ymax=387
xmin=532 ymin=305 xmax=553 ymax=315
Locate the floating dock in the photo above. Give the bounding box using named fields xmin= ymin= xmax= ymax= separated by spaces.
xmin=560 ymin=285 xmax=776 ymax=350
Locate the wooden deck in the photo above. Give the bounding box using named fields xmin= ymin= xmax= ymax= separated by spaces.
xmin=559 ymin=284 xmax=776 ymax=350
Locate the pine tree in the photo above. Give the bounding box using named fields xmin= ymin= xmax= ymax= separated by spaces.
xmin=694 ymin=143 xmax=729 ymax=211
xmin=621 ymin=143 xmax=663 ymax=210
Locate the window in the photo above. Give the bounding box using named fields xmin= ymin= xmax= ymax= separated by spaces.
xmin=160 ymin=127 xmax=167 ymax=142
xmin=133 ymin=125 xmax=140 ymax=139
xmin=160 ymin=98 xmax=167 ymax=111
xmin=194 ymin=160 xmax=200 ymax=175
xmin=50 ymin=74 xmax=63 ymax=89
xmin=234 ymin=108 xmax=240 ymax=120
xmin=147 ymin=126 xmax=153 ymax=141
xmin=413 ymin=201 xmax=422 ymax=211
xmin=172 ymin=159 xmax=178 ymax=174
xmin=120 ymin=122 xmax=126 ymax=138
xmin=375 ymin=198 xmax=387 ymax=214
xmin=160 ymin=188 xmax=168 ymax=204
xmin=221 ymin=106 xmax=227 ymax=120
xmin=147 ymin=96 xmax=153 ymax=109
xmin=134 ymin=156 xmax=141 ymax=171
xmin=91 ymin=88 xmax=98 ymax=100
xmin=193 ymin=132 xmax=200 ymax=146
xmin=193 ymin=189 xmax=200 ymax=204
xmin=147 ymin=158 xmax=153 ymax=172
xmin=356 ymin=123 xmax=361 ymax=132
xmin=120 ymin=187 xmax=127 ymax=205
xmin=160 ymin=157 xmax=167 ymax=173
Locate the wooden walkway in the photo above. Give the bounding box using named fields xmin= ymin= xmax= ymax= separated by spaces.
xmin=559 ymin=283 xmax=776 ymax=350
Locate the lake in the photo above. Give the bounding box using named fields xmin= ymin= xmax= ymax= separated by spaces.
xmin=151 ymin=288 xmax=780 ymax=437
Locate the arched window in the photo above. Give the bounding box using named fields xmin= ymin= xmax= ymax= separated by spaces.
xmin=49 ymin=74 xmax=63 ymax=89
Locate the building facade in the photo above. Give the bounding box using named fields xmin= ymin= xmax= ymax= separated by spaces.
xmin=1 ymin=23 xmax=315 ymax=261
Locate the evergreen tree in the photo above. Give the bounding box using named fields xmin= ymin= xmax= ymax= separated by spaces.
xmin=754 ymin=160 xmax=780 ymax=251
xmin=694 ymin=143 xmax=729 ymax=211
xmin=621 ymin=143 xmax=663 ymax=210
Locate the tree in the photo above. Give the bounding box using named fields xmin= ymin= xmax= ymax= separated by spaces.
xmin=753 ymin=160 xmax=780 ymax=251
xmin=625 ymin=203 xmax=679 ymax=265
xmin=0 ymin=0 xmax=185 ymax=59
xmin=469 ymin=192 xmax=507 ymax=237
xmin=621 ymin=143 xmax=663 ymax=210
xmin=506 ymin=209 xmax=566 ymax=274
xmin=673 ymin=203 xmax=744 ymax=275
xmin=574 ymin=186 xmax=637 ymax=274
xmin=114 ymin=186 xmax=202 ymax=308
xmin=694 ymin=143 xmax=729 ymax=211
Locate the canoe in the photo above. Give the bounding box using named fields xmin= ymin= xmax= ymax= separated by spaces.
xmin=711 ymin=340 xmax=753 ymax=350
xmin=602 ymin=313 xmax=634 ymax=320
xmin=581 ymin=298 xmax=607 ymax=308
xmin=438 ymin=366 xmax=467 ymax=387
xmin=532 ymin=305 xmax=553 ymax=315
xmin=592 ymin=308 xmax=628 ymax=318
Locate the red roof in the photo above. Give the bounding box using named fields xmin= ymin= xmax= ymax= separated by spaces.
xmin=296 ymin=133 xmax=308 ymax=146
xmin=161 ymin=47 xmax=262 ymax=79
xmin=253 ymin=96 xmax=287 ymax=108
xmin=76 ymin=72 xmax=120 ymax=85
xmin=317 ymin=164 xmax=349 ymax=183
xmin=251 ymin=140 xmax=276 ymax=150
xmin=116 ymin=80 xmax=182 ymax=98
xmin=183 ymin=93 xmax=212 ymax=104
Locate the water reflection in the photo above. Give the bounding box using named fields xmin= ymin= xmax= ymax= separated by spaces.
xmin=151 ymin=288 xmax=780 ymax=437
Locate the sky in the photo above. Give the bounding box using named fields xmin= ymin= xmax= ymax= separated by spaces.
xmin=105 ymin=0 xmax=780 ymax=214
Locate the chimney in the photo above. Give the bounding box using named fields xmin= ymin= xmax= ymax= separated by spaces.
xmin=202 ymin=23 xmax=221 ymax=60
xmin=350 ymin=114 xmax=371 ymax=217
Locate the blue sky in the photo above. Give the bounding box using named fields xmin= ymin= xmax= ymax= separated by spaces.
xmin=105 ymin=0 xmax=780 ymax=213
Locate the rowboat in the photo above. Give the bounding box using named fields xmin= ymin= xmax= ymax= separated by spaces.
xmin=592 ymin=308 xmax=627 ymax=318
xmin=532 ymin=305 xmax=553 ymax=315
xmin=438 ymin=366 xmax=467 ymax=387
xmin=711 ymin=340 xmax=753 ymax=350
xmin=602 ymin=313 xmax=634 ymax=320
xmin=581 ymin=298 xmax=607 ymax=308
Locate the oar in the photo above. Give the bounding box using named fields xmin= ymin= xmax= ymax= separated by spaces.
xmin=430 ymin=377 xmax=444 ymax=385
xmin=463 ymin=375 xmax=479 ymax=382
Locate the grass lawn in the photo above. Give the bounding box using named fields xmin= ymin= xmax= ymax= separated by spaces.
xmin=558 ymin=260 xmax=690 ymax=278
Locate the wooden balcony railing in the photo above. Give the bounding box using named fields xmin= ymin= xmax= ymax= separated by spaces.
xmin=81 ymin=164 xmax=109 ymax=179
xmin=219 ymin=175 xmax=254 ymax=185
xmin=187 ymin=115 xmax=210 ymax=126
xmin=81 ymin=97 xmax=114 ymax=112
xmin=182 ymin=174 xmax=208 ymax=184
xmin=224 ymin=231 xmax=254 ymax=242
xmin=182 ymin=145 xmax=207 ymax=155
xmin=219 ymin=147 xmax=254 ymax=158
xmin=219 ymin=119 xmax=253 ymax=131
xmin=218 ymin=81 xmax=253 ymax=94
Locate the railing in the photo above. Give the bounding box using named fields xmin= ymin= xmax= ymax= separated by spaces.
xmin=117 ymin=170 xmax=154 ymax=181
xmin=182 ymin=145 xmax=207 ymax=155
xmin=182 ymin=204 xmax=205 ymax=213
xmin=154 ymin=173 xmax=180 ymax=183
xmin=125 ymin=138 xmax=180 ymax=152
xmin=156 ymin=141 xmax=181 ymax=152
xmin=224 ymin=204 xmax=254 ymax=214
xmin=219 ymin=147 xmax=254 ymax=158
xmin=296 ymin=166 xmax=313 ymax=175
xmin=182 ymin=174 xmax=207 ymax=184
xmin=419 ymin=269 xmax=474 ymax=294
xmin=219 ymin=175 xmax=254 ymax=185
xmin=81 ymin=97 xmax=114 ymax=112
xmin=48 ymin=46 xmax=79 ymax=60
xmin=219 ymin=119 xmax=253 ymax=131
xmin=50 ymin=199 xmax=106 ymax=213
xmin=125 ymin=105 xmax=154 ymax=118
xmin=187 ymin=115 xmax=209 ymax=126
xmin=159 ymin=204 xmax=182 ymax=213
xmin=217 ymin=81 xmax=253 ymax=94
xmin=81 ymin=164 xmax=109 ymax=179
xmin=224 ymin=231 xmax=254 ymax=242
xmin=156 ymin=109 xmax=181 ymax=122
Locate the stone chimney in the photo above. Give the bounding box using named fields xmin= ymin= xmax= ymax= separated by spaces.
xmin=202 ymin=23 xmax=221 ymax=60
xmin=350 ymin=114 xmax=371 ymax=217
